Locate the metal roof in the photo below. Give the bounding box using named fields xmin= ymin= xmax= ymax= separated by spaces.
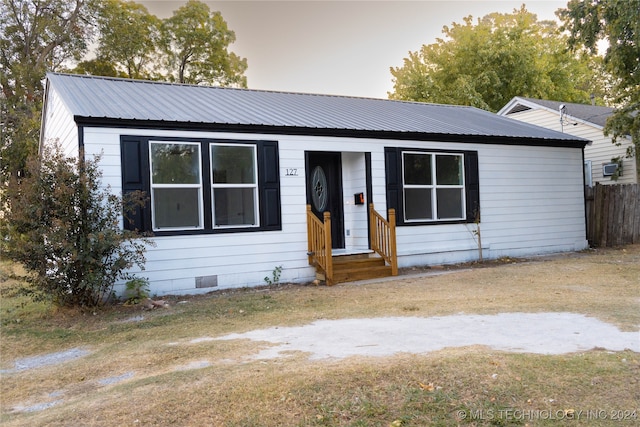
xmin=46 ymin=73 xmax=587 ymax=144
xmin=499 ymin=97 xmax=614 ymax=128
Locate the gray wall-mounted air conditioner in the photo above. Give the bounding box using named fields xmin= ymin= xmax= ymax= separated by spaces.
xmin=602 ymin=162 xmax=619 ymax=177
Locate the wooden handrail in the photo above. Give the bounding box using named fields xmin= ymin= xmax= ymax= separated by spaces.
xmin=306 ymin=205 xmax=333 ymax=285
xmin=369 ymin=203 xmax=398 ymax=275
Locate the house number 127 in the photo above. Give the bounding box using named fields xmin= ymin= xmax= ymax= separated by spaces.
xmin=285 ymin=168 xmax=298 ymax=176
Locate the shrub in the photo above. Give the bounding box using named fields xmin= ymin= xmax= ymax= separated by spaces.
xmin=1 ymin=143 xmax=153 ymax=307
xmin=123 ymin=277 xmax=151 ymax=305
xmin=264 ymin=265 xmax=283 ymax=286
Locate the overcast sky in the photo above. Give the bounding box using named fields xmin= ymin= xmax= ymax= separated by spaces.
xmin=139 ymin=1 xmax=568 ymax=99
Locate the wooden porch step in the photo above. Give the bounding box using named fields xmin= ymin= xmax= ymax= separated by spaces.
xmin=331 ymin=255 xmax=393 ymax=283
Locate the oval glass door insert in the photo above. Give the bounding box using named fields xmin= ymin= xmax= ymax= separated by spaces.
xmin=311 ymin=165 xmax=328 ymax=212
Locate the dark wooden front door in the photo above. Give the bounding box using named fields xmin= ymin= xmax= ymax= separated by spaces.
xmin=306 ymin=152 xmax=344 ymax=249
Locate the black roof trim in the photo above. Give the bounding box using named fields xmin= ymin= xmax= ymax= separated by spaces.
xmin=74 ymin=116 xmax=589 ymax=149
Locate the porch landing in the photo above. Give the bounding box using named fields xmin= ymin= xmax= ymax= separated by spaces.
xmin=317 ymin=253 xmax=393 ymax=284
xmin=307 ymin=204 xmax=398 ymax=285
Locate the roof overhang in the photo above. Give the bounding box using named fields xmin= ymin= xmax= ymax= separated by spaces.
xmin=73 ymin=115 xmax=591 ymax=149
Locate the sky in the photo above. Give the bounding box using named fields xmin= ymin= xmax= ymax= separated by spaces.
xmin=139 ymin=1 xmax=569 ymax=99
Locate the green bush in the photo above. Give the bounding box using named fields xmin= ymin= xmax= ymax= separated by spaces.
xmin=1 ymin=143 xmax=153 ymax=307
xmin=123 ymin=277 xmax=151 ymax=305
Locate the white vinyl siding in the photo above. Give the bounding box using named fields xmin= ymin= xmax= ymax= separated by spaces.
xmin=75 ymin=125 xmax=587 ymax=296
xmin=341 ymin=152 xmax=369 ymax=251
xmin=505 ymin=108 xmax=637 ymax=185
xmin=41 ymin=88 xmax=79 ymax=157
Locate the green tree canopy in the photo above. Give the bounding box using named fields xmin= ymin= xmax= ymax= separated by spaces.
xmin=558 ymin=0 xmax=640 ymax=160
xmin=93 ymin=0 xmax=160 ymax=79
xmin=160 ymin=0 xmax=247 ymax=87
xmin=1 ymin=0 xmax=248 ymax=185
xmin=389 ymin=6 xmax=605 ymax=112
xmin=1 ymin=0 xmax=95 ymax=181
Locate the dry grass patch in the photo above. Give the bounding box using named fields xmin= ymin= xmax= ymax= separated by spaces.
xmin=1 ymin=245 xmax=639 ymax=426
xmin=4 ymin=350 xmax=638 ymax=426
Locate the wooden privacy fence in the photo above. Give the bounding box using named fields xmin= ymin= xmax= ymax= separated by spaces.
xmin=585 ymin=183 xmax=640 ymax=247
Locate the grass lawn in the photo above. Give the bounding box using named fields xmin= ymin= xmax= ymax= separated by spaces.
xmin=1 ymin=245 xmax=639 ymax=426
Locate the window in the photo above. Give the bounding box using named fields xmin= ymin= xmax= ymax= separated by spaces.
xmin=210 ymin=144 xmax=258 ymax=227
xmin=402 ymin=152 xmax=465 ymax=221
xmin=385 ymin=147 xmax=479 ymax=225
xmin=121 ymin=137 xmax=281 ymax=235
xmin=150 ymin=142 xmax=203 ymax=231
xmin=584 ymin=160 xmax=593 ymax=187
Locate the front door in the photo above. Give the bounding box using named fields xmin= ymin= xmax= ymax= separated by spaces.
xmin=306 ymin=152 xmax=344 ymax=249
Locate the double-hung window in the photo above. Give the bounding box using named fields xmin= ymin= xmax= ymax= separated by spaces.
xmin=150 ymin=141 xmax=203 ymax=231
xmin=210 ymin=143 xmax=258 ymax=227
xmin=403 ymin=152 xmax=465 ymax=222
xmin=385 ymin=147 xmax=479 ymax=225
xmin=121 ymin=136 xmax=281 ymax=235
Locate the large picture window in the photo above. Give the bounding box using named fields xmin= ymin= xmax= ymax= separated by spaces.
xmin=121 ymin=136 xmax=281 ymax=235
xmin=385 ymin=147 xmax=479 ymax=225
xmin=150 ymin=142 xmax=203 ymax=231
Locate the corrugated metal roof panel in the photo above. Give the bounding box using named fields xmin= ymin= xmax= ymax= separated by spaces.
xmin=47 ymin=73 xmax=587 ymax=143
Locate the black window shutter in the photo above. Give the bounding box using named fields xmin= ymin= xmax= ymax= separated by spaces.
xmin=258 ymin=141 xmax=281 ymax=230
xmin=384 ymin=147 xmax=402 ymax=224
xmin=464 ymin=151 xmax=480 ymax=223
xmin=120 ymin=137 xmax=151 ymax=232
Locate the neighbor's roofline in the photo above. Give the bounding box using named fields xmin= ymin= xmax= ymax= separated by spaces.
xmin=498 ymin=96 xmax=608 ymax=130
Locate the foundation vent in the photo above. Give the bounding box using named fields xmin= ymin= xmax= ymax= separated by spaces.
xmin=195 ymin=275 xmax=218 ymax=288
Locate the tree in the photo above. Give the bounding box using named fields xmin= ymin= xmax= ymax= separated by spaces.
xmin=389 ymin=6 xmax=605 ymax=112
xmin=72 ymin=58 xmax=126 ymax=78
xmin=92 ymin=0 xmax=160 ymax=79
xmin=0 ymin=0 xmax=95 ymax=182
xmin=558 ymin=0 xmax=640 ymax=162
xmin=1 ymin=144 xmax=152 ymax=307
xmin=159 ymin=0 xmax=247 ymax=87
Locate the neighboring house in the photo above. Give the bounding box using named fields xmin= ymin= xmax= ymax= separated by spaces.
xmin=498 ymin=97 xmax=638 ymax=186
xmin=41 ymin=73 xmax=590 ymax=295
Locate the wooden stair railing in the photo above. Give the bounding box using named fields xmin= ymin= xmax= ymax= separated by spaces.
xmin=369 ymin=204 xmax=398 ymax=276
xmin=306 ymin=205 xmax=334 ymax=285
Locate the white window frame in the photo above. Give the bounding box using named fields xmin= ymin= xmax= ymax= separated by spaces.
xmin=402 ymin=151 xmax=466 ymax=222
xmin=210 ymin=143 xmax=259 ymax=229
xmin=584 ymin=160 xmax=593 ymax=187
xmin=149 ymin=141 xmax=204 ymax=231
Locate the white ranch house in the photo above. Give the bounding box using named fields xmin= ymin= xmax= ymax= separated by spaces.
xmin=41 ymin=73 xmax=590 ymax=295
xmin=498 ymin=97 xmax=638 ymax=186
